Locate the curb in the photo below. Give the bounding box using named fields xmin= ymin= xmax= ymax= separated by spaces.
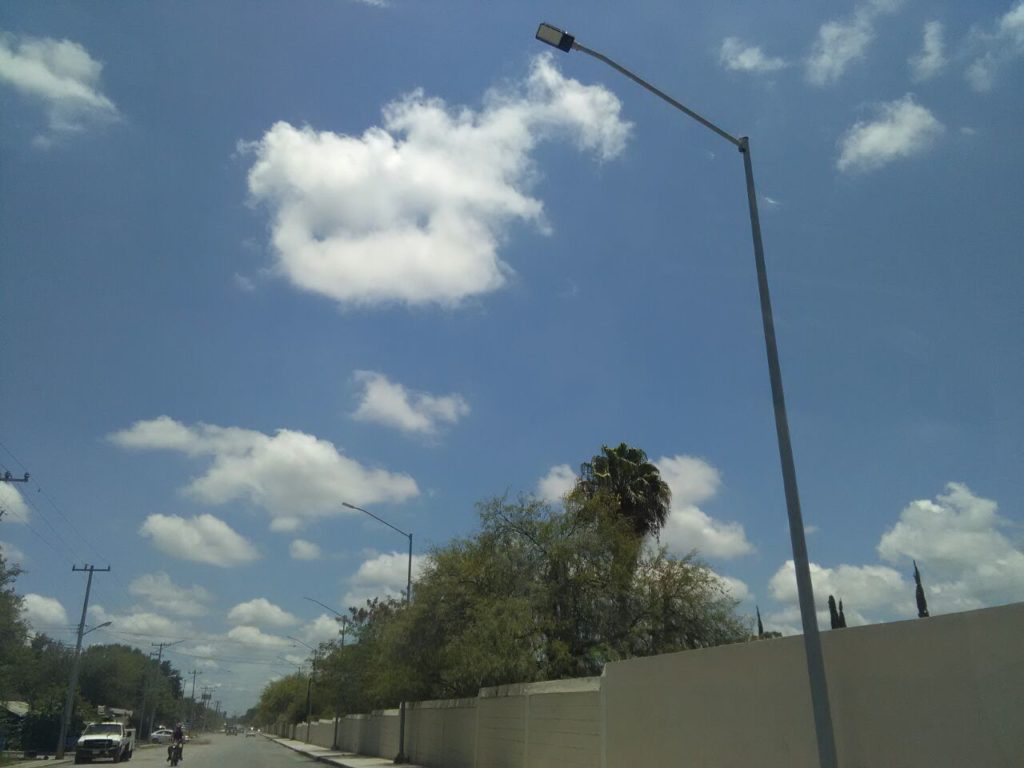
xmin=270 ymin=736 xmax=411 ymax=768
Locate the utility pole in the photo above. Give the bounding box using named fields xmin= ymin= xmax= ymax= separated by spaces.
xmin=147 ymin=640 xmax=183 ymax=735
xmin=187 ymin=669 xmax=202 ymax=731
xmin=138 ymin=650 xmax=158 ymax=736
xmin=199 ymin=686 xmax=213 ymax=732
xmin=56 ymin=565 xmax=110 ymax=758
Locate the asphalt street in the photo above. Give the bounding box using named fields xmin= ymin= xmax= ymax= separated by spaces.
xmin=113 ymin=735 xmax=315 ymax=768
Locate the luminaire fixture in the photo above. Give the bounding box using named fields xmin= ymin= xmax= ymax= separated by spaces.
xmin=536 ymin=23 xmax=575 ymax=52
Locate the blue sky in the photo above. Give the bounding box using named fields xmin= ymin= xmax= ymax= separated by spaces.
xmin=1 ymin=0 xmax=1022 ymax=712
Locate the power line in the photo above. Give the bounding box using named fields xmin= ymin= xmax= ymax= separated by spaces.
xmin=0 ymin=442 xmax=139 ymax=615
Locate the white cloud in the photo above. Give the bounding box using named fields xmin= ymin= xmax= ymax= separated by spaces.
xmin=719 ymin=37 xmax=787 ymax=73
xmin=289 ymin=539 xmax=322 ymax=560
xmin=129 ymin=571 xmax=214 ymax=617
xmin=910 ymin=21 xmax=947 ymax=81
xmin=226 ymin=625 xmax=292 ymax=649
xmin=965 ymin=1 xmax=1024 ymax=92
xmin=111 ymin=416 xmax=419 ymax=531
xmin=352 ymin=370 xmax=469 ymax=436
xmin=714 ymin=573 xmax=752 ymax=603
xmin=806 ymin=0 xmax=906 ymax=86
xmin=0 ymin=540 xmax=26 ymax=564
xmin=240 ymin=54 xmax=630 ymax=308
xmin=768 ymin=560 xmax=911 ymax=630
xmin=22 ymin=593 xmax=68 ymax=631
xmin=0 ymin=483 xmax=30 ymax=523
xmin=654 ymin=456 xmax=754 ymax=559
xmin=766 ymin=483 xmax=1024 ymax=634
xmin=343 ymin=551 xmax=427 ymax=607
xmin=0 ymin=32 xmax=117 ymax=143
xmin=233 ymin=273 xmax=257 ymax=292
xmin=836 ymin=95 xmax=944 ymax=172
xmin=139 ymin=513 xmax=260 ymax=566
xmin=537 ymin=464 xmax=577 ymax=503
xmin=227 ymin=598 xmax=298 ymax=628
xmin=877 ymin=483 xmax=1024 ymax=612
xmin=89 ymin=604 xmax=181 ymax=639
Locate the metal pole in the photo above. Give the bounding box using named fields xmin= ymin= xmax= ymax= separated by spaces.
xmin=395 ymin=533 xmax=412 ymax=763
xmin=740 ymin=136 xmax=838 ymax=768
xmin=305 ymin=674 xmax=313 ymax=742
xmin=341 ymin=503 xmax=412 ymax=764
xmin=535 ymin=29 xmax=840 ymax=768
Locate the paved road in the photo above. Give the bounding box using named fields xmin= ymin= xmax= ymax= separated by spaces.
xmin=119 ymin=735 xmax=314 ymax=767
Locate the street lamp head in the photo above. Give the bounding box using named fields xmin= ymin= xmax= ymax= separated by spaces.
xmin=536 ymin=23 xmax=575 ymax=52
xmin=82 ymin=620 xmax=112 ymax=636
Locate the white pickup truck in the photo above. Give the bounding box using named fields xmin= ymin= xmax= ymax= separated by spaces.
xmin=74 ymin=722 xmax=135 ymax=763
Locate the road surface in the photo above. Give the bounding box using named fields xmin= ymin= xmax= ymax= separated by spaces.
xmin=116 ymin=734 xmax=312 ymax=767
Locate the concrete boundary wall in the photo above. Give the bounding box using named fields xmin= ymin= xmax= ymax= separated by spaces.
xmin=281 ymin=602 xmax=1023 ymax=768
xmin=603 ymin=603 xmax=1024 ymax=768
xmin=406 ymin=697 xmax=477 ymax=768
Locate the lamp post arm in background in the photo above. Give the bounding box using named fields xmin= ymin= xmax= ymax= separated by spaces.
xmin=535 ymin=23 xmax=838 ymax=768
xmin=341 ymin=501 xmax=412 ymax=763
xmin=304 ymin=596 xmax=352 ymax=644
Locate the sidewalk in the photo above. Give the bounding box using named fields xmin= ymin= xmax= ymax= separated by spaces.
xmin=272 ymin=736 xmax=424 ymax=768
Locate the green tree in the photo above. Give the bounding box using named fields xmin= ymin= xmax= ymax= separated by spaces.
xmin=575 ymin=443 xmax=672 ymax=539
xmin=304 ymin=493 xmax=746 ymax=708
xmin=255 ymin=673 xmax=310 ymax=725
xmin=0 ymin=552 xmax=30 ymax=701
xmin=264 ymin=444 xmax=748 ymax=715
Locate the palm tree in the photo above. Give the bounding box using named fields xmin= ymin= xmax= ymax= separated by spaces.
xmin=575 ymin=443 xmax=672 ymax=539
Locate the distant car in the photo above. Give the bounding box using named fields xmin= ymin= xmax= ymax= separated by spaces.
xmin=245 ymin=728 xmax=258 ymax=737
xmin=151 ymin=728 xmax=175 ymax=744
xmin=225 ymin=725 xmax=239 ymax=735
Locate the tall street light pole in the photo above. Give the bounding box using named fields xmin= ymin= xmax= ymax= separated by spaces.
xmin=303 ymin=596 xmax=350 ymax=750
xmin=288 ymin=636 xmax=320 ymax=744
xmin=342 ymin=502 xmax=412 ymax=764
xmin=535 ymin=23 xmax=838 ymax=768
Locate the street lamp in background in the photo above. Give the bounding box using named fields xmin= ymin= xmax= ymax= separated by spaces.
xmin=288 ymin=636 xmax=319 ymax=744
xmin=302 ymin=596 xmax=351 ymax=751
xmin=341 ymin=502 xmax=413 ymax=764
xmin=535 ymin=23 xmax=838 ymax=768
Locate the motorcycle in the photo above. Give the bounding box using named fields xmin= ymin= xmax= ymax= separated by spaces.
xmin=168 ymin=740 xmax=184 ymax=766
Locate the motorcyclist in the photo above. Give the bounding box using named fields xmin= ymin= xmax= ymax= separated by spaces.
xmin=167 ymin=722 xmax=185 ymax=763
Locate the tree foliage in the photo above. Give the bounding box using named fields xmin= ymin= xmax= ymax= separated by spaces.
xmin=0 ymin=552 xmax=30 ymax=702
xmin=575 ymin=443 xmax=672 ymax=539
xmin=255 ymin=446 xmax=749 ymax=725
